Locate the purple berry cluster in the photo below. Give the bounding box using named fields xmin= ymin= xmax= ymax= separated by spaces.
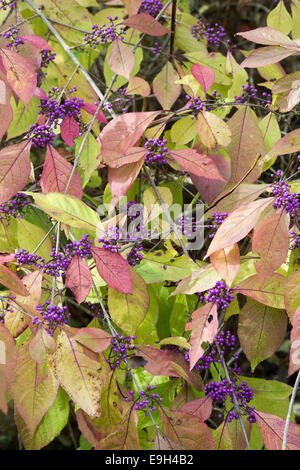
xmin=107 ymin=333 xmax=136 ymax=369
xmin=152 ymin=42 xmax=162 ymax=55
xmin=26 ymin=123 xmax=56 ymax=147
xmin=125 ymin=385 xmax=163 ymax=415
xmin=32 ymin=302 xmax=71 ymax=336
xmin=15 ymin=249 xmax=44 ymax=269
xmin=190 ymin=19 xmax=227 ymax=48
xmin=2 ymin=27 xmax=24 ymax=52
xmin=207 ymin=212 xmax=228 ymax=238
xmin=270 ymin=172 xmax=300 ymax=218
xmin=0 ymin=0 xmax=23 ymax=11
xmin=37 ymin=50 xmax=56 ymax=84
xmin=234 ymin=84 xmax=272 ymax=108
xmin=144 ymin=138 xmax=170 ymax=165
xmin=107 ymin=87 xmax=134 ymax=114
xmin=0 ymin=193 xmax=31 ymax=225
xmin=98 ymin=227 xmax=122 ymax=253
xmin=138 ymin=0 xmax=163 ymax=17
xmin=38 ymin=88 xmax=84 ymax=128
xmin=175 ymin=215 xmax=202 ymax=239
xmin=185 ymin=95 xmax=205 ymax=117
xmin=290 ymin=230 xmax=300 ymax=250
xmin=126 ymin=244 xmax=143 ymax=267
xmin=83 ymin=17 xmax=126 ymax=48
xmin=204 ymin=379 xmax=256 ymax=423
xmin=198 ymin=280 xmax=235 ymax=310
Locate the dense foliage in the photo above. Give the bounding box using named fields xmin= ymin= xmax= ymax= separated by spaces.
xmin=0 ymin=0 xmax=299 ymax=451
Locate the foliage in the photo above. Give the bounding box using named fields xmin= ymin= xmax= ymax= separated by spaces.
xmin=0 ymin=0 xmax=299 ymax=451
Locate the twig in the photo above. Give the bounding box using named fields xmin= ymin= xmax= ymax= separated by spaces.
xmin=282 ymin=370 xmax=300 ymax=450
xmin=169 ymin=0 xmax=177 ymax=59
xmin=25 ymin=0 xmax=116 ymax=117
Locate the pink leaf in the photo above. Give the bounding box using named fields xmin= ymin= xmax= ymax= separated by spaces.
xmin=122 ymin=13 xmax=171 ymax=36
xmin=91 ymin=247 xmax=133 ymax=294
xmin=252 ymin=208 xmax=290 ymax=282
xmin=1 ymin=49 xmax=37 ymax=106
xmin=0 ymin=71 xmax=13 ymax=141
xmin=40 ymin=145 xmax=83 ymax=199
xmin=126 ymin=76 xmax=151 ymax=97
xmin=185 ymin=303 xmax=218 ymax=371
xmin=191 ymin=64 xmax=215 ymax=94
xmin=108 ymin=158 xmax=145 ymax=209
xmin=72 ymin=327 xmax=112 ymax=353
xmin=97 ymin=111 xmax=159 ymax=165
xmin=19 ymin=35 xmax=52 ymax=51
xmin=0 ymin=141 xmax=31 ymax=204
xmin=82 ymin=103 xmax=108 ymax=123
xmin=0 ymin=254 xmax=15 ymax=264
xmin=105 ymin=146 xmax=146 ymax=168
xmin=65 ymin=254 xmax=92 ymax=304
xmin=153 ymin=61 xmax=181 ymax=109
xmin=210 ymin=244 xmax=240 ymax=287
xmin=169 ymin=149 xmax=226 ymax=180
xmin=108 ymin=38 xmax=135 ymax=80
xmin=288 ymin=306 xmax=300 ymax=376
xmin=179 ymin=396 xmax=213 ymax=422
xmin=255 ymin=410 xmax=300 ymax=450
xmin=239 ymin=46 xmax=297 ymax=68
xmin=0 ymin=264 xmax=29 ymax=297
xmin=33 ymin=87 xmax=47 ymax=100
xmin=206 ymin=197 xmax=274 ymax=257
xmin=236 ymin=27 xmax=296 ymax=47
xmin=60 ymin=115 xmax=80 ymax=149
xmin=235 ymin=273 xmax=285 ymax=308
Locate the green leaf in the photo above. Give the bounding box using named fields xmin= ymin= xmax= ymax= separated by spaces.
xmin=136 ymin=251 xmax=199 ymax=283
xmin=170 ymin=116 xmax=198 ymax=145
xmin=259 ymin=112 xmax=281 ymax=171
xmin=267 ymin=0 xmax=293 ymax=35
xmin=15 ymin=388 xmax=69 ymax=450
xmin=134 ymin=285 xmax=159 ymax=344
xmin=108 ymin=269 xmax=150 ymax=335
xmin=7 ymin=96 xmax=39 ymax=140
xmin=185 ymin=51 xmax=232 ymax=86
xmin=24 ymin=192 xmax=102 ymax=234
xmin=16 ymin=218 xmax=52 ymax=260
xmin=170 ymin=294 xmax=190 ymax=337
xmin=76 ymin=133 xmax=101 ymax=188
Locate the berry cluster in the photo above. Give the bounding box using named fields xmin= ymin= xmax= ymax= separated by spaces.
xmin=207 ymin=212 xmax=228 ymax=238
xmin=290 ymin=230 xmax=300 ymax=250
xmin=107 ymin=333 xmax=136 ymax=369
xmin=126 ymin=244 xmax=143 ymax=267
xmin=15 ymin=249 xmax=44 ymax=269
xmin=26 ymin=123 xmax=56 ymax=147
xmin=234 ymin=84 xmax=272 ymax=108
xmin=125 ymin=385 xmax=163 ymax=415
xmin=0 ymin=193 xmax=31 ymax=225
xmin=37 ymin=50 xmax=56 ymax=84
xmin=83 ymin=17 xmax=126 ymax=48
xmin=175 ymin=215 xmax=202 ymax=239
xmin=38 ymin=88 xmax=84 ymax=128
xmin=32 ymin=302 xmax=71 ymax=336
xmin=65 ymin=234 xmax=93 ymax=259
xmin=204 ymin=379 xmax=256 ymax=423
xmin=270 ymin=172 xmax=300 ymax=218
xmin=152 ymin=42 xmax=162 ymax=55
xmin=2 ymin=27 xmax=24 ymax=52
xmin=185 ymin=94 xmax=205 ymax=117
xmin=144 ymin=138 xmax=170 ymax=165
xmin=198 ymin=280 xmax=235 ymax=310
xmin=190 ymin=19 xmax=227 ymax=48
xmin=0 ymin=0 xmax=22 ymax=11
xmin=138 ymin=0 xmax=163 ymax=17
xmin=106 ymin=87 xmax=134 ymax=114
xmin=98 ymin=227 xmax=122 ymax=253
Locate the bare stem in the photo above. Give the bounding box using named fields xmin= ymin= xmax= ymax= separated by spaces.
xmin=282 ymin=370 xmax=300 ymax=450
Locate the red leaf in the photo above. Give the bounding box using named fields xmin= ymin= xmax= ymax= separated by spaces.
xmin=108 ymin=38 xmax=135 ymax=80
xmin=0 ymin=71 xmax=13 ymax=141
xmin=255 ymin=410 xmax=300 ymax=450
xmin=206 ymin=197 xmax=274 ymax=257
xmin=288 ymin=306 xmax=300 ymax=376
xmin=0 ymin=264 xmax=29 ymax=297
xmin=185 ymin=303 xmax=218 ymax=370
xmin=33 ymin=87 xmax=47 ymax=100
xmin=122 ymin=13 xmax=171 ymax=36
xmin=0 ymin=141 xmax=31 ymax=204
xmin=105 ymin=146 xmax=146 ymax=168
xmin=19 ymin=35 xmax=52 ymax=51
xmin=91 ymin=247 xmax=133 ymax=294
xmin=179 ymin=396 xmax=213 ymax=422
xmin=40 ymin=145 xmax=83 ymax=199
xmin=252 ymin=208 xmax=290 ymax=282
xmin=72 ymin=327 xmax=112 ymax=353
xmin=97 ymin=111 xmax=159 ymax=166
xmin=108 ymin=158 xmax=145 ymax=209
xmin=65 ymin=254 xmax=92 ymax=304
xmin=82 ymin=103 xmax=108 ymax=123
xmin=60 ymin=116 xmax=80 ymax=148
xmin=169 ymin=149 xmax=226 ymax=180
xmin=191 ymin=64 xmax=215 ymax=94
xmin=1 ymin=49 xmax=37 ymax=106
